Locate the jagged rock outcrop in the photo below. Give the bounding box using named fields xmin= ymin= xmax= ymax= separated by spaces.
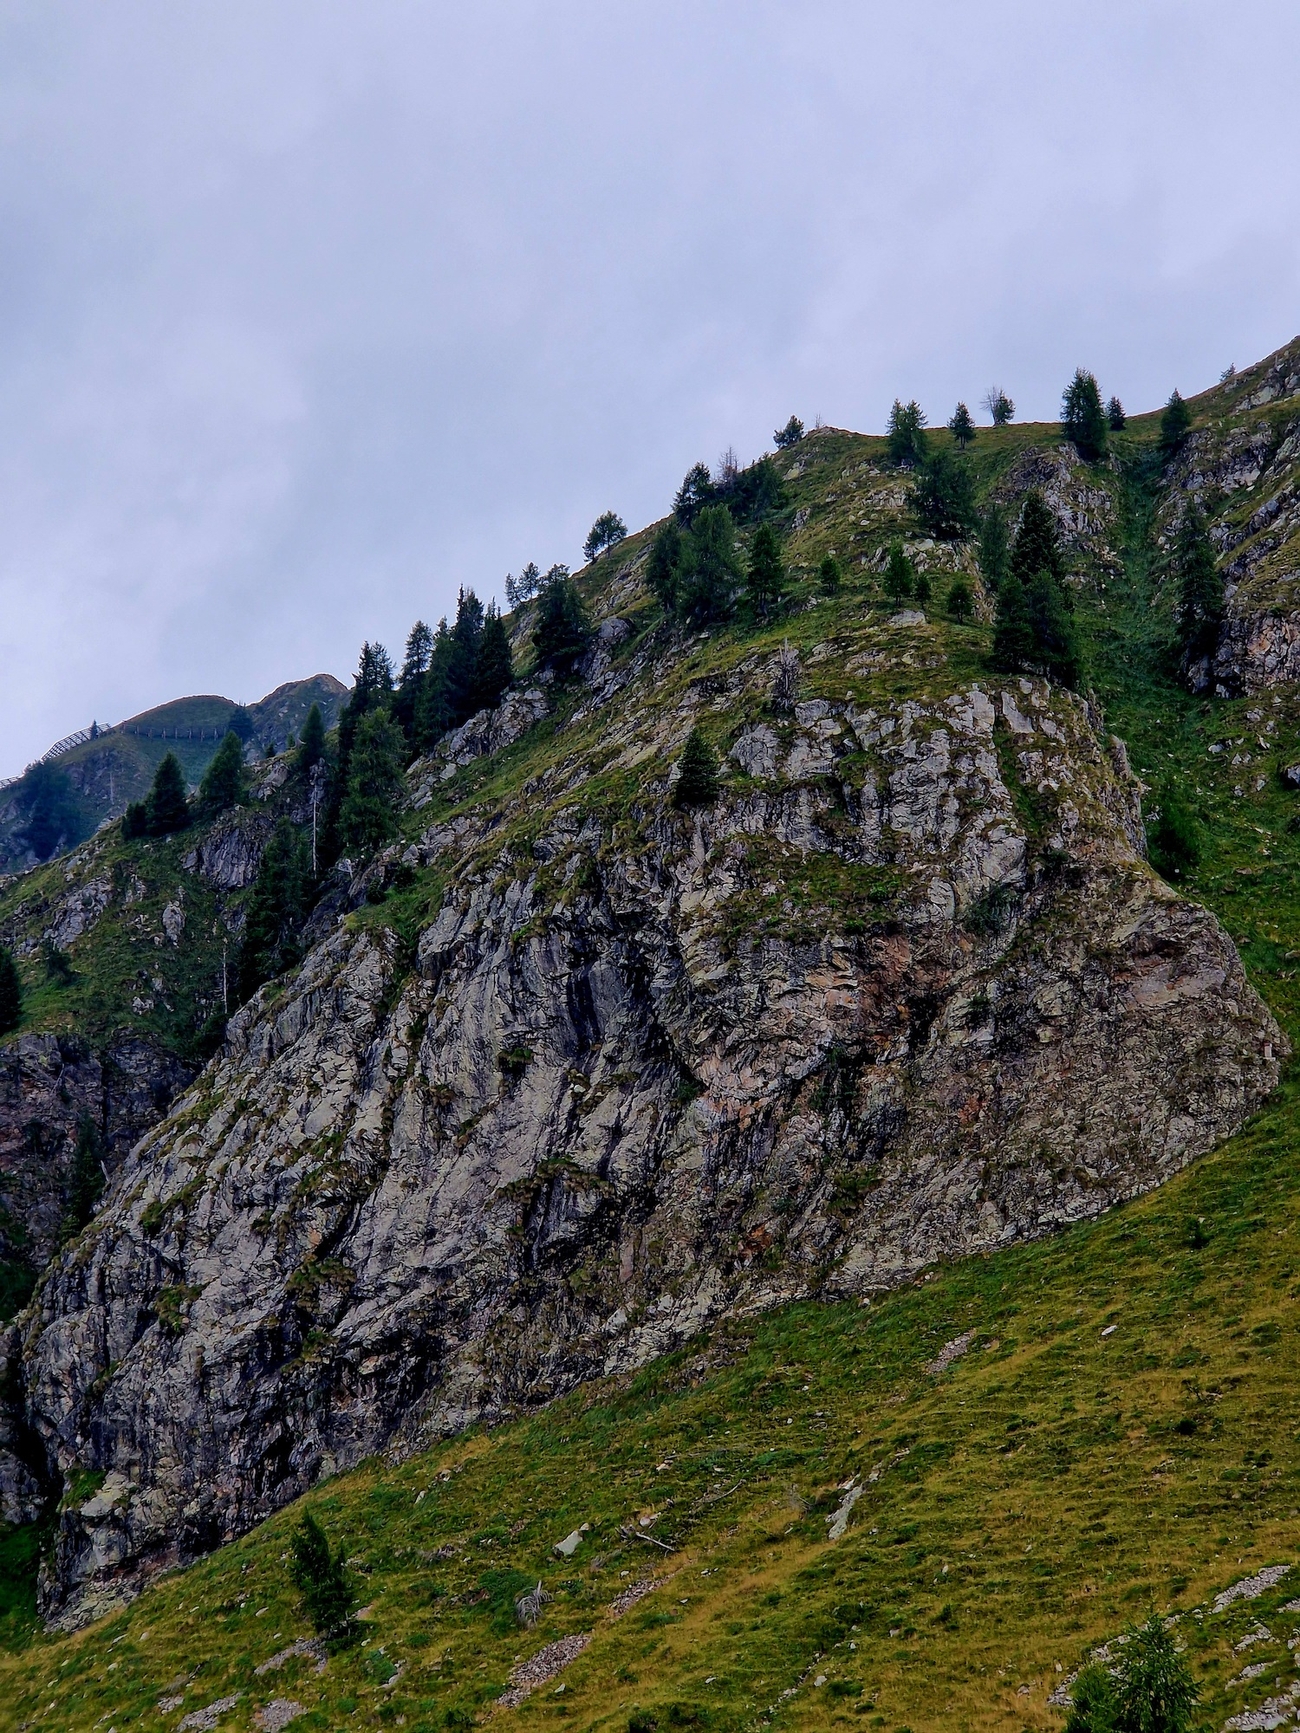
xmin=4 ymin=646 xmax=1282 ymax=1629
xmin=1166 ymin=339 xmax=1300 ymax=695
xmin=0 ymin=1034 xmax=195 ymax=1268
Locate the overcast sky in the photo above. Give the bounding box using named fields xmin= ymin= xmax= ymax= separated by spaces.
xmin=0 ymin=2 xmax=1297 ymax=774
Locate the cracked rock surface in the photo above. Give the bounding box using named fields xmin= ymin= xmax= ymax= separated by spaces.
xmin=1 ymin=646 xmax=1281 ymax=1631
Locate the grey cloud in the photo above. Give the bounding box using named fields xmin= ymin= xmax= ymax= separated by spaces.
xmin=0 ymin=1 xmax=1297 ymax=771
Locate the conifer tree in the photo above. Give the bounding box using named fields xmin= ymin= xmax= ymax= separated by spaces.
xmin=913 ymin=568 xmax=932 ymax=608
xmin=673 ymin=462 xmax=714 ymax=527
xmin=297 ymin=703 xmax=326 ymax=774
xmin=62 ymin=1113 xmax=105 ymax=1240
xmin=647 ymin=521 xmax=682 ymax=612
xmin=339 ymin=712 xmax=407 ymax=855
xmin=146 ymin=753 xmax=191 ymax=837
xmin=978 ymin=501 xmax=1012 ymax=593
xmin=1174 ymin=504 xmax=1223 ymax=664
xmin=445 ymin=588 xmax=485 ymax=722
xmin=673 ymin=727 xmax=720 ymax=809
xmin=1026 ymin=572 xmax=1083 ymax=688
xmin=1112 ymin=1614 xmax=1198 ymax=1733
xmin=289 ymin=1513 xmax=358 ymax=1648
xmin=883 ymin=541 xmax=914 ymax=605
xmin=946 ymin=580 xmax=974 ymax=623
xmin=1160 ymin=388 xmax=1192 ymax=455
xmin=196 ymin=731 xmax=247 ymax=818
xmin=1061 ymin=368 xmax=1108 ymax=461
xmin=505 ymin=561 xmax=541 ymax=611
xmin=238 ymin=818 xmax=308 ymax=1001
xmin=414 ymin=621 xmax=456 ymax=749
xmin=991 ymin=576 xmax=1034 ymax=672
xmin=393 ymin=621 xmax=434 ymax=742
xmin=471 ymin=604 xmax=513 ymax=711
xmin=819 ymin=554 xmax=842 ymax=594
xmin=532 ymin=567 xmax=593 ymax=676
xmin=676 ymin=504 xmax=742 ymax=623
xmin=886 ymin=400 xmax=928 ymax=467
xmin=1107 ymin=396 xmax=1126 ymax=430
xmin=583 ymin=511 xmax=628 ymax=565
xmin=774 ymin=415 xmax=805 ymax=449
xmin=746 ymin=523 xmax=786 ymax=619
xmin=913 ymin=450 xmax=979 ymax=539
xmin=0 ymin=945 xmax=21 ymax=1035
xmin=1010 ymin=491 xmax=1066 ymax=588
xmin=227 ymin=704 xmax=256 ymax=743
xmin=948 ymin=402 xmax=975 ymax=448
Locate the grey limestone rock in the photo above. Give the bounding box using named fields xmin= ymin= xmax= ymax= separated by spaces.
xmin=3 ymin=675 xmax=1284 ymax=1629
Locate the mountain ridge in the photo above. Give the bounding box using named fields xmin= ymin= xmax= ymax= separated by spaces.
xmin=0 ymin=341 xmax=1298 ymax=1726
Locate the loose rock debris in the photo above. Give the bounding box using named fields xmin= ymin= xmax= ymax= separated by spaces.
xmin=496 ymin=1632 xmax=592 ymax=1708
xmin=926 ymin=1331 xmax=975 ymax=1375
xmin=1214 ymin=1566 xmax=1291 ymax=1614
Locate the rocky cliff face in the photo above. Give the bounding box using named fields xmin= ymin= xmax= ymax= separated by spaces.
xmin=1164 ymin=339 xmax=1300 ymax=695
xmin=0 ymin=1034 xmax=194 ymax=1271
xmin=3 ymin=611 xmax=1281 ymax=1628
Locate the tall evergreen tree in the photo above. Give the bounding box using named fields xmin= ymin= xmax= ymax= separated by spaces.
xmin=886 ymin=399 xmax=929 ymax=467
xmin=532 ymin=568 xmax=593 ymax=677
xmin=819 ymin=554 xmax=842 ymax=594
xmin=238 ymin=818 xmax=308 ymax=1001
xmin=991 ymin=575 xmax=1034 ymax=673
xmin=324 ymin=642 xmax=395 ymax=862
xmin=147 ymin=753 xmax=190 ymax=837
xmin=913 ymin=450 xmax=979 ymax=540
xmin=1107 ymin=395 xmax=1126 ymax=430
xmin=1174 ymin=504 xmax=1223 ymax=664
xmin=883 ymin=541 xmax=914 ymax=604
xmin=415 ymin=620 xmax=456 ymax=749
xmin=471 ymin=604 xmax=514 ymax=711
xmin=746 ymin=523 xmax=786 ymax=618
xmin=948 ymin=402 xmax=975 ymax=448
xmin=339 ymin=712 xmax=407 ymax=855
xmin=774 ymin=415 xmax=805 ymax=449
xmin=504 ymin=561 xmax=541 ymax=610
xmin=1160 ymin=388 xmax=1192 ymax=455
xmin=227 ymin=704 xmax=256 ymax=744
xmin=297 ymin=703 xmax=326 ymax=774
xmin=647 ymin=521 xmax=683 ymax=612
xmin=290 ymin=1513 xmax=358 ymax=1648
xmin=444 ymin=588 xmax=485 ymax=723
xmin=0 ymin=946 xmax=21 ymax=1035
xmin=196 ymin=731 xmax=247 ymax=818
xmin=1026 ymin=572 xmax=1083 ymax=688
xmin=673 ymin=728 xmax=720 ymax=809
xmin=1061 ymin=368 xmax=1108 ymax=461
xmin=676 ymin=504 xmax=742 ymax=623
xmin=393 ymin=621 xmax=434 ymax=742
xmin=946 ymin=580 xmax=974 ymax=623
xmin=673 ymin=462 xmax=714 ymax=527
xmin=1010 ymin=491 xmax=1066 ymax=588
xmin=979 ymin=501 xmax=1012 ymax=593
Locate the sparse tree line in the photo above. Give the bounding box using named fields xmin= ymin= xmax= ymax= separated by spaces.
xmin=0 ymin=370 xmax=1223 ymax=1037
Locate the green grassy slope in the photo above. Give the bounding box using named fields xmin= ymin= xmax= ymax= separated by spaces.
xmin=2 ymin=376 xmax=1300 ymax=1730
